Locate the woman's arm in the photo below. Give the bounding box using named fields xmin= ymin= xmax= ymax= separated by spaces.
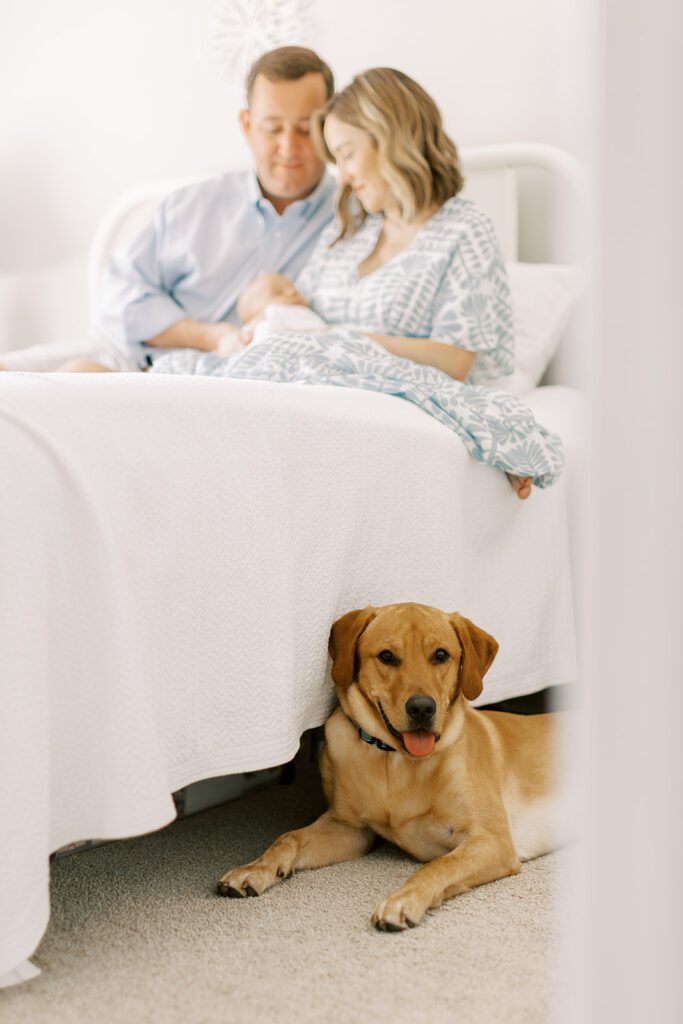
xmin=367 ymin=333 xmax=475 ymax=382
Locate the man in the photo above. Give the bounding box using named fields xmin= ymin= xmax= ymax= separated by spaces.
xmin=0 ymin=47 xmax=335 ymax=374
xmin=98 ymin=46 xmax=336 ymax=371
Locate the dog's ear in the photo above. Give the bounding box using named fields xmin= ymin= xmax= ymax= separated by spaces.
xmin=328 ymin=607 xmax=376 ymax=689
xmin=448 ymin=613 xmax=499 ymax=701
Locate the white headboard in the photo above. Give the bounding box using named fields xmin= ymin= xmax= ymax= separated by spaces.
xmin=460 ymin=143 xmax=585 ymax=263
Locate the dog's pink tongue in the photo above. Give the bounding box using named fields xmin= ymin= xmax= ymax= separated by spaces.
xmin=403 ymin=730 xmax=435 ymax=757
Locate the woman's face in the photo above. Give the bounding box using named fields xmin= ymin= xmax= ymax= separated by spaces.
xmin=324 ymin=114 xmax=393 ymax=214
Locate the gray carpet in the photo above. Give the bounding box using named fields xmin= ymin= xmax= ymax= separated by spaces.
xmin=1 ymin=760 xmax=569 ymax=1024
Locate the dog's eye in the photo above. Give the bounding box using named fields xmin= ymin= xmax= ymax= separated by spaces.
xmin=378 ymin=649 xmax=398 ymax=666
xmin=433 ymin=648 xmax=450 ymax=663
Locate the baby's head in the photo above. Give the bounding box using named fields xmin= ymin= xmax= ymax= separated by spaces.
xmin=237 ymin=274 xmax=307 ymax=324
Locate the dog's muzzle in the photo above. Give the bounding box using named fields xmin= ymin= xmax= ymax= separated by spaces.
xmin=405 ymin=694 xmax=436 ymax=726
xmin=379 ymin=701 xmax=439 ymax=759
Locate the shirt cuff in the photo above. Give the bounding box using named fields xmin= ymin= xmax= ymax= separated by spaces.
xmin=122 ymin=294 xmax=186 ymax=349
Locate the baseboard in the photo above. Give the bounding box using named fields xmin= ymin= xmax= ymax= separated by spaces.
xmin=478 ymin=684 xmax=576 ymax=715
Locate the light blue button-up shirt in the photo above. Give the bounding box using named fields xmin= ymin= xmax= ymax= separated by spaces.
xmin=96 ymin=169 xmax=336 ymax=365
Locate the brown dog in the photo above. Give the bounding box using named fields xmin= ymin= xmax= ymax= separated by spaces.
xmin=217 ymin=603 xmax=567 ymax=930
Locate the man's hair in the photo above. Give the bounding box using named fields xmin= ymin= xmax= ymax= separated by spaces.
xmin=311 ymin=67 xmax=464 ymax=242
xmin=245 ymin=47 xmax=335 ymax=105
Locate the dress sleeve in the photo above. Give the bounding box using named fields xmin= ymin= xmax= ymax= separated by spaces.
xmin=95 ymin=196 xmax=185 ymax=360
xmin=429 ymin=211 xmax=514 ymax=372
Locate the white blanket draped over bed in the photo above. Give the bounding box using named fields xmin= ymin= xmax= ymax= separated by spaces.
xmin=151 ymin=329 xmax=565 ymax=487
xmin=0 ymin=371 xmax=577 ymax=977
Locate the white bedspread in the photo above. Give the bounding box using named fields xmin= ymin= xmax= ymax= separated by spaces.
xmin=0 ymin=372 xmax=577 ymax=977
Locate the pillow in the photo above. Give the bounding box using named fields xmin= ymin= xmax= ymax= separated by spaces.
xmin=488 ymin=262 xmax=583 ymax=396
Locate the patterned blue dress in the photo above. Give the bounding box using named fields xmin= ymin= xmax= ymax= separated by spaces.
xmin=297 ymin=197 xmax=514 ymax=387
xmin=151 ymin=198 xmax=564 ymax=487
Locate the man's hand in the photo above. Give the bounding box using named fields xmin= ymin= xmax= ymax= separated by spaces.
xmin=144 ymin=318 xmax=250 ymax=354
xmin=208 ymin=323 xmax=251 ymax=357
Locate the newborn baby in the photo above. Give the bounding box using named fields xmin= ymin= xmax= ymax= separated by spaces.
xmin=217 ymin=273 xmax=328 ymax=355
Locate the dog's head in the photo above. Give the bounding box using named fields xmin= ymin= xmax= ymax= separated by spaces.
xmin=328 ymin=603 xmax=498 ymax=759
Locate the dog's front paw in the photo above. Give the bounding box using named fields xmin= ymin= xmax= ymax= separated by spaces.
xmin=216 ymin=863 xmax=280 ymax=899
xmin=371 ymin=888 xmax=429 ymax=931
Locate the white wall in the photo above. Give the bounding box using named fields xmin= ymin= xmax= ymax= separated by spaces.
xmin=0 ymin=0 xmax=589 ymax=349
xmin=566 ymin=1 xmax=683 ymax=1020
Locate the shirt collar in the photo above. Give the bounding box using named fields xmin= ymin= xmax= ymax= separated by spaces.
xmin=249 ymin=169 xmax=335 ymax=220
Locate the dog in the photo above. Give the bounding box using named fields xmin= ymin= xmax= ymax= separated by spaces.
xmin=217 ymin=602 xmax=567 ymax=930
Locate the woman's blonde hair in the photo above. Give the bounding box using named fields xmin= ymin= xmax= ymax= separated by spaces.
xmin=311 ymin=67 xmax=464 ymax=241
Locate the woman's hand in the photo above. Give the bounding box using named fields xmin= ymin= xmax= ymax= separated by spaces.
xmin=367 ymin=333 xmax=475 ymax=382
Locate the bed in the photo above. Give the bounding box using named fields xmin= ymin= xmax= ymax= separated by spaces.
xmin=0 ymin=143 xmax=586 ymax=984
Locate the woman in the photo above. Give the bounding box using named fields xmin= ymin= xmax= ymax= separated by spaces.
xmin=153 ymin=68 xmax=561 ymax=497
xmin=302 ymin=67 xmax=512 ymax=390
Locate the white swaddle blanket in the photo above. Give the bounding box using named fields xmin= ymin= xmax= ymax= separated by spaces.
xmin=252 ymin=302 xmax=330 ymax=340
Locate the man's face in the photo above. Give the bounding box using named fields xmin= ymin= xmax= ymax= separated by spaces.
xmin=240 ymin=73 xmax=329 ymax=212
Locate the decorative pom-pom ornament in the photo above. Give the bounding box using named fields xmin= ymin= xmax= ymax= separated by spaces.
xmin=205 ymin=0 xmax=315 ymax=89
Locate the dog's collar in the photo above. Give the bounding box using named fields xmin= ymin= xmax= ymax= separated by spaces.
xmin=346 ymin=714 xmax=397 ymax=752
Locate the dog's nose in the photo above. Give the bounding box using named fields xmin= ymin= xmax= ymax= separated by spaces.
xmin=405 ymin=695 xmax=436 ymax=724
